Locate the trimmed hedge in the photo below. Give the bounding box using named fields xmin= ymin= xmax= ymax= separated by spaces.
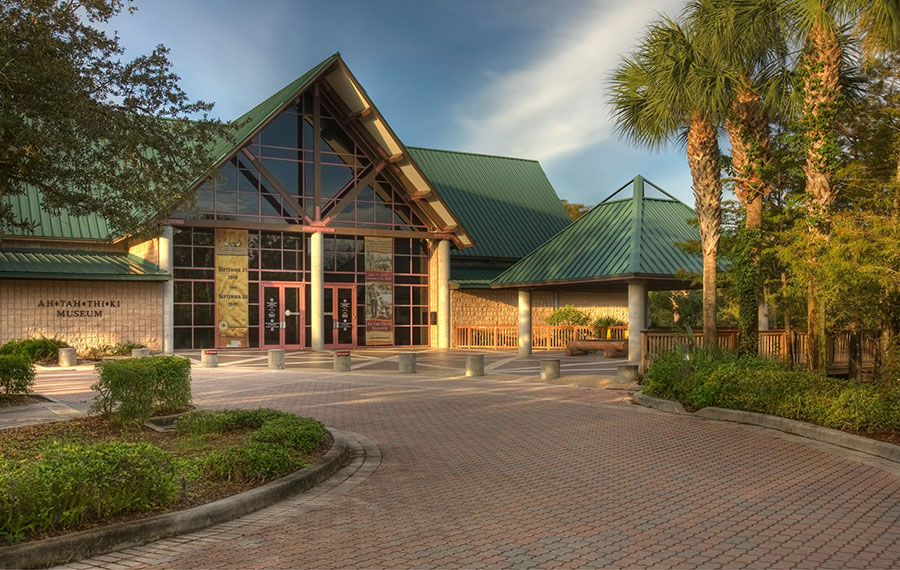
xmin=91 ymin=356 xmax=192 ymax=423
xmin=643 ymin=347 xmax=900 ymax=434
xmin=0 ymin=337 xmax=68 ymax=365
xmin=0 ymin=355 xmax=35 ymax=395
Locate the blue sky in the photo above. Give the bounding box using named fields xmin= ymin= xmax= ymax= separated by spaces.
xmin=106 ymin=0 xmax=696 ymax=206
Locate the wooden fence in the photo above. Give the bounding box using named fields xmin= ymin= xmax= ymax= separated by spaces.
xmin=454 ymin=325 xmax=625 ymax=350
xmin=641 ymin=329 xmax=879 ymax=373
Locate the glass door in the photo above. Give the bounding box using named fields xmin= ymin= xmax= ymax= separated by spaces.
xmin=260 ymin=283 xmax=304 ymax=348
xmin=325 ymin=285 xmax=355 ymax=347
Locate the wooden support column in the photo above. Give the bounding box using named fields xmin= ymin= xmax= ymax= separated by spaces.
xmin=518 ymin=289 xmax=532 ymax=356
xmin=160 ymin=225 xmax=174 ymax=354
xmin=310 ymin=232 xmax=324 ymax=350
xmin=437 ymin=239 xmax=451 ymax=349
xmin=628 ymin=280 xmax=647 ymax=363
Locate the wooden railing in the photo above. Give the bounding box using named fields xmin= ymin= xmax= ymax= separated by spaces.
xmin=641 ymin=329 xmax=879 ymax=373
xmin=454 ymin=325 xmax=601 ymax=350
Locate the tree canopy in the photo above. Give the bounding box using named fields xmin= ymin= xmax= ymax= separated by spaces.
xmin=0 ymin=0 xmax=234 ymax=238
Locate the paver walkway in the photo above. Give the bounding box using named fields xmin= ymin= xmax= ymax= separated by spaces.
xmin=29 ymin=367 xmax=900 ymax=569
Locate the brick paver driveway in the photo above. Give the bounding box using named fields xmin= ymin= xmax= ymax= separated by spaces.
xmin=38 ymin=368 xmax=900 ymax=569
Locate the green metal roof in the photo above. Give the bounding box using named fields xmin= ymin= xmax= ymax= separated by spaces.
xmin=450 ymin=266 xmax=507 ymax=289
xmin=408 ymin=147 xmax=571 ymax=260
xmin=0 ymin=249 xmax=171 ymax=281
xmin=2 ymin=54 xmax=340 ymax=242
xmin=492 ymin=176 xmax=702 ymax=287
xmin=2 ymin=187 xmax=114 ymax=240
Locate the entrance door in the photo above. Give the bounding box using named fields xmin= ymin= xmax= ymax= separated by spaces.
xmin=324 ymin=285 xmax=356 ymax=348
xmin=261 ymin=283 xmax=304 ymax=349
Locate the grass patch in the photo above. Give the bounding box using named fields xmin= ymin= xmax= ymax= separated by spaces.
xmin=643 ymin=347 xmax=900 ymax=437
xmin=0 ymin=409 xmax=330 ymax=546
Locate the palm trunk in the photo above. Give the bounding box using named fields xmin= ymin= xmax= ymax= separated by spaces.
xmin=802 ymin=24 xmax=843 ymax=372
xmin=727 ymin=85 xmax=771 ymax=356
xmin=687 ymin=113 xmax=722 ymax=348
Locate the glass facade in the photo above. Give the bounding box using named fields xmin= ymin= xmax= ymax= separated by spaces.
xmin=172 ymin=228 xmax=430 ymax=350
xmin=170 ymin=84 xmax=436 ymax=351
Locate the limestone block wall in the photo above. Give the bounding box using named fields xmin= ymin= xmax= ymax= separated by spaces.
xmin=0 ymin=279 xmax=164 ymax=352
xmin=451 ymin=289 xmax=628 ymax=328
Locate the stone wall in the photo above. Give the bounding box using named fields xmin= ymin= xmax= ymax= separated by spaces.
xmin=451 ymin=289 xmax=628 ymax=328
xmin=0 ymin=279 xmax=164 ymax=353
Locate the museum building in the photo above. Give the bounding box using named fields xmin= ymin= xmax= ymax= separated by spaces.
xmin=0 ymin=54 xmax=695 ymax=355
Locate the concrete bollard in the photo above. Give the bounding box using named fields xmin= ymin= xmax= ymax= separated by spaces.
xmin=131 ymin=348 xmax=150 ymax=358
xmin=334 ymin=350 xmax=351 ymax=372
xmin=268 ymin=349 xmax=285 ymax=370
xmin=398 ymin=352 xmax=417 ymax=374
xmin=540 ymin=359 xmax=560 ymax=381
xmin=466 ymin=354 xmax=485 ymax=377
xmin=616 ymin=363 xmax=640 ymax=385
xmin=200 ymin=349 xmax=218 ymax=368
xmin=58 ymin=347 xmax=77 ymax=367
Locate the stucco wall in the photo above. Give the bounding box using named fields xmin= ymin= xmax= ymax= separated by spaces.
xmin=0 ymin=279 xmax=164 ymax=353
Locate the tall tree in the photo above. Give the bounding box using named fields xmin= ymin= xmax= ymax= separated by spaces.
xmin=686 ymin=0 xmax=791 ymax=355
xmin=786 ymin=0 xmax=900 ymax=370
xmin=609 ymin=18 xmax=728 ymax=347
xmin=0 ymin=0 xmax=233 ymax=238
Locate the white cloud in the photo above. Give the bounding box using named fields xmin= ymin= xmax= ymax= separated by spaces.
xmin=456 ymin=0 xmax=684 ymax=163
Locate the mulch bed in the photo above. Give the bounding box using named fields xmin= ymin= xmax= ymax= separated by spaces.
xmin=0 ymin=395 xmax=45 ymax=408
xmin=0 ymin=415 xmax=332 ymax=543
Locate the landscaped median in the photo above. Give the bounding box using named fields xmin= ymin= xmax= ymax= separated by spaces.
xmin=634 ymin=347 xmax=900 ymax=462
xmin=0 ymin=355 xmax=345 ymax=568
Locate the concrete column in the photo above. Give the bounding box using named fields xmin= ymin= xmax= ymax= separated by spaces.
xmin=437 ymin=239 xmax=451 ymax=349
xmin=160 ymin=225 xmax=174 ymax=354
xmin=399 ymin=352 xmax=417 ymax=373
xmin=466 ymin=354 xmax=484 ymax=377
xmin=310 ymin=232 xmax=324 ymax=350
xmin=268 ymin=349 xmax=285 ymax=369
xmin=628 ymin=281 xmax=648 ymax=363
xmin=540 ymin=359 xmax=560 ymax=380
xmin=518 ymin=289 xmax=532 ymax=356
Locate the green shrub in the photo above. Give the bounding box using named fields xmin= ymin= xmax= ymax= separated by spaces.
xmin=644 ymin=348 xmax=900 ymax=434
xmin=546 ymin=305 xmax=591 ymax=326
xmin=82 ymin=342 xmax=146 ymax=359
xmin=91 ymin=356 xmax=192 ymax=422
xmin=0 ymin=355 xmax=35 ymax=395
xmin=591 ymin=316 xmax=627 ymax=338
xmin=203 ymin=442 xmax=304 ymax=483
xmin=174 ymin=408 xmax=288 ymax=436
xmin=0 ymin=337 xmax=68 ymax=365
xmin=250 ymin=415 xmax=327 ymax=454
xmin=0 ymin=441 xmax=177 ymax=544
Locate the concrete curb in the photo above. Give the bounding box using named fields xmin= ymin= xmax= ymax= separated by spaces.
xmin=0 ymin=429 xmax=350 ymax=569
xmin=632 ymin=391 xmax=688 ymax=414
xmin=633 ymin=392 xmax=900 ymax=464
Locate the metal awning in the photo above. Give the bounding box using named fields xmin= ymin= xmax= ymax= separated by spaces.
xmin=0 ymin=249 xmax=171 ymax=281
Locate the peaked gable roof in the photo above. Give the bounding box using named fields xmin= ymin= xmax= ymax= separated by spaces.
xmin=408 ymin=147 xmax=571 ymax=259
xmin=491 ymin=176 xmax=702 ymax=287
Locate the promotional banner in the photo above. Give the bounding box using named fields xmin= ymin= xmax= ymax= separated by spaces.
xmin=215 ymin=228 xmax=249 ymax=348
xmin=364 ymin=236 xmax=393 ymax=345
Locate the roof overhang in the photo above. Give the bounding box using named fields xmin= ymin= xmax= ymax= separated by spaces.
xmin=0 ymin=249 xmax=171 ymax=281
xmin=491 ymin=273 xmax=698 ymax=292
xmin=319 ymin=59 xmax=473 ymax=249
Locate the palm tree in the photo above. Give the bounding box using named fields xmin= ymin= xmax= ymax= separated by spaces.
xmin=786 ymin=0 xmax=900 ymax=370
xmin=685 ymin=0 xmax=791 ymax=356
xmin=609 ymin=17 xmax=728 ymax=348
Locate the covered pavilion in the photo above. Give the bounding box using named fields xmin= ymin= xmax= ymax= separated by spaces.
xmin=491 ymin=176 xmax=704 ymax=363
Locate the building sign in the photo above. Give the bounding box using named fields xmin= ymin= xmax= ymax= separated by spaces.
xmin=37 ymin=299 xmax=120 ymax=318
xmin=364 ymin=236 xmax=393 ymax=345
xmin=215 ymin=228 xmax=249 ymax=348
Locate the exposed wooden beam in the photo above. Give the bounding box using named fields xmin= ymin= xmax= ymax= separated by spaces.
xmin=341 ymin=107 xmax=372 ymax=124
xmin=387 ymin=152 xmax=404 ymax=163
xmin=323 ymin=163 xmax=384 ymax=222
xmin=239 ymin=149 xmax=310 ymax=223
